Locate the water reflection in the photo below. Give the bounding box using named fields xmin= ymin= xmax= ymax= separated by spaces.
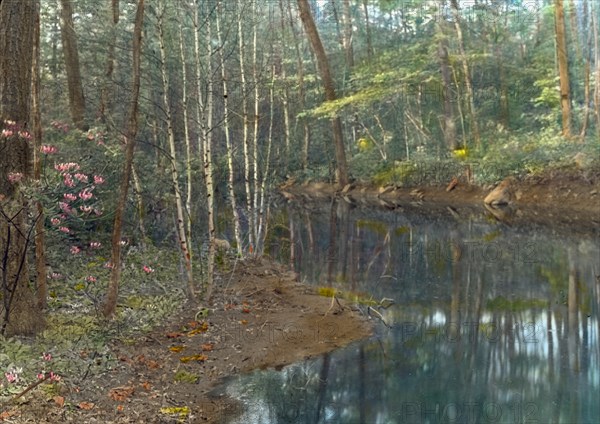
xmin=224 ymin=200 xmax=599 ymax=423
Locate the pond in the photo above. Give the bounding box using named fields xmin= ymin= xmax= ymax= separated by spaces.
xmin=219 ymin=199 xmax=599 ymax=424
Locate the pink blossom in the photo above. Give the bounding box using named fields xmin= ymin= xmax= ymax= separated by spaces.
xmin=93 ymin=175 xmax=105 ymax=184
xmin=80 ymin=205 xmax=93 ymax=213
xmin=5 ymin=372 xmax=18 ymax=383
xmin=59 ymin=201 xmax=73 ymax=214
xmin=42 ymin=352 xmax=52 ymax=361
xmin=70 ymin=246 xmax=81 ymax=255
xmin=54 ymin=162 xmax=80 ymax=173
xmin=79 ymin=188 xmax=93 ymax=201
xmin=120 ymin=240 xmax=128 ymax=246
xmin=94 ymin=208 xmax=103 ymax=216
xmin=7 ymin=172 xmax=24 ymax=183
xmin=48 ymin=272 xmax=63 ymax=279
xmin=59 ymin=226 xmax=70 ymax=234
xmin=51 ymin=217 xmax=61 ymax=225
xmin=104 ymin=261 xmax=114 ymax=269
xmin=90 ymin=241 xmax=102 ymax=249
xmin=50 ymin=372 xmax=61 ymax=382
xmin=41 ymin=145 xmax=58 ymax=154
xmin=63 ymin=173 xmax=75 ymax=187
xmin=18 ymin=130 xmax=32 ymax=140
xmin=2 ymin=129 xmax=14 ymax=138
xmin=37 ymin=373 xmax=45 ymax=380
xmin=85 ymin=275 xmax=97 ymax=283
xmin=142 ymin=265 xmax=155 ymax=274
xmin=63 ymin=193 xmax=77 ymax=202
xmin=74 ymin=173 xmax=88 ymax=183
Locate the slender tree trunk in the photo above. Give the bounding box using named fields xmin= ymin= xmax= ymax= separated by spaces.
xmin=579 ymin=1 xmax=592 ymax=139
xmin=252 ymin=1 xmax=260 ymax=248
xmin=0 ymin=0 xmax=39 ymax=336
xmin=437 ymin=25 xmax=456 ymax=150
xmin=286 ymin=0 xmax=311 ymax=171
xmin=450 ymin=0 xmax=480 ymax=147
xmin=103 ymin=0 xmax=144 ymax=318
xmin=203 ymin=6 xmax=216 ymax=301
xmin=177 ymin=5 xmax=194 ymax=250
xmin=362 ymin=0 xmax=373 ymax=61
xmin=99 ymin=0 xmax=119 ymax=126
xmin=157 ymin=4 xmax=196 ymax=302
xmin=131 ymin=164 xmax=146 ymax=243
xmin=297 ymin=0 xmax=349 ymax=188
xmin=554 ymin=0 xmax=572 ymax=137
xmin=216 ymin=2 xmax=243 ymax=256
xmin=342 ymin=0 xmax=354 ymax=68
xmin=592 ymin=4 xmax=600 ymax=137
xmin=59 ymin=0 xmax=86 ymax=130
xmin=238 ymin=3 xmax=255 ymax=252
xmin=32 ymin=2 xmax=47 ymax=311
xmin=257 ymin=65 xmax=275 ymax=253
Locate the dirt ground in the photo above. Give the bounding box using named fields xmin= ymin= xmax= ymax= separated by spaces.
xmin=1 ymin=258 xmax=372 ymax=423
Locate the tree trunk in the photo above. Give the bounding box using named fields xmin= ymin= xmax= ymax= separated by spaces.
xmin=32 ymin=2 xmax=47 ymax=311
xmin=342 ymin=0 xmax=354 ymax=68
xmin=437 ymin=24 xmax=457 ymax=150
xmin=216 ymin=2 xmax=243 ymax=257
xmin=103 ymin=0 xmax=144 ymax=318
xmin=238 ymin=4 xmax=255 ymax=252
xmin=450 ymin=0 xmax=480 ymax=147
xmin=593 ymin=3 xmax=600 ymax=138
xmin=297 ymin=0 xmax=349 ymax=188
xmin=157 ymin=3 xmax=196 ymax=302
xmin=554 ymin=0 xmax=572 ymax=137
xmin=99 ymin=0 xmax=119 ymax=126
xmin=362 ymin=0 xmax=373 ymax=61
xmin=0 ymin=0 xmax=40 ymax=336
xmin=285 ymin=0 xmax=311 ymax=171
xmin=203 ymin=6 xmax=216 ymax=301
xmin=59 ymin=0 xmax=86 ymax=130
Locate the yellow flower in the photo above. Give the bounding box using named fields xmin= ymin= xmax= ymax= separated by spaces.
xmin=453 ymin=148 xmax=469 ymax=159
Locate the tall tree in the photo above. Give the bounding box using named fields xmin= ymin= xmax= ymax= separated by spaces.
xmin=554 ymin=0 xmax=572 ymax=137
xmin=157 ymin=2 xmax=196 ymax=302
xmin=103 ymin=0 xmax=145 ymax=318
xmin=297 ymin=0 xmax=349 ymax=188
xmin=59 ymin=0 xmax=86 ymax=130
xmin=32 ymin=1 xmax=47 ymax=310
xmin=0 ymin=0 xmax=40 ymax=335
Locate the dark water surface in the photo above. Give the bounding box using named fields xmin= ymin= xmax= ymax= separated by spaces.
xmin=221 ymin=200 xmax=599 ymax=424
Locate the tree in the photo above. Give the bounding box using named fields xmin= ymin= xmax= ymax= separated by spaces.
xmin=103 ymin=0 xmax=145 ymax=318
xmin=59 ymin=0 xmax=86 ymax=130
xmin=297 ymin=0 xmax=349 ymax=188
xmin=554 ymin=0 xmax=572 ymax=137
xmin=0 ymin=0 xmax=40 ymax=336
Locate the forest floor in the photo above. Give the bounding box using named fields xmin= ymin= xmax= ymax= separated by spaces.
xmin=1 ymin=258 xmax=372 ymax=423
xmin=280 ymin=168 xmax=600 ymax=234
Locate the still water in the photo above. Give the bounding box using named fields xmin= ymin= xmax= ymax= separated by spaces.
xmin=222 ymin=200 xmax=599 ymax=424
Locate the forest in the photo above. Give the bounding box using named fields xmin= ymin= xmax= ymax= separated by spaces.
xmin=0 ymin=0 xmax=599 ymax=422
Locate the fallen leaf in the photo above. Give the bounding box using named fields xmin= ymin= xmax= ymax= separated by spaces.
xmin=140 ymin=381 xmax=152 ymax=391
xmin=169 ymin=345 xmax=186 ymax=353
xmin=180 ymin=354 xmax=208 ymax=363
xmin=109 ymin=386 xmax=135 ymax=401
xmin=116 ymin=404 xmax=124 ymax=412
xmin=201 ymin=343 xmax=214 ymax=352
xmin=187 ymin=322 xmax=209 ymax=336
xmin=242 ymin=307 xmax=251 ymax=313
xmin=78 ymin=402 xmax=95 ymax=410
xmin=166 ymin=332 xmax=184 ymax=339
xmin=239 ymin=319 xmax=248 ymax=325
xmin=53 ymin=396 xmax=65 ymax=408
xmin=145 ymin=359 xmax=160 ymax=369
xmin=0 ymin=408 xmax=19 ymax=420
xmin=187 ymin=321 xmax=200 ymax=328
